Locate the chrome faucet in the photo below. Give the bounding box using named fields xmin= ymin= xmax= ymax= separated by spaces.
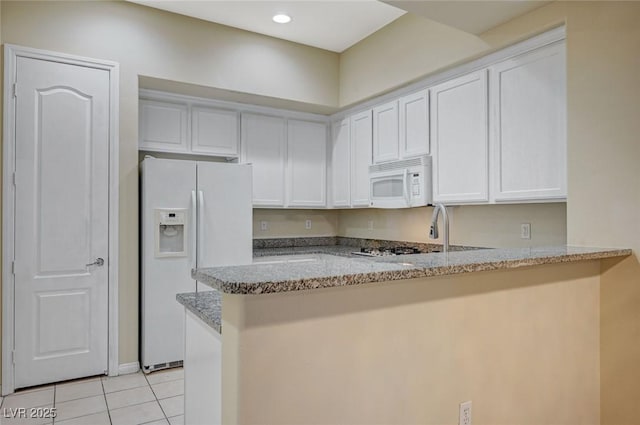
xmin=429 ymin=203 xmax=449 ymax=253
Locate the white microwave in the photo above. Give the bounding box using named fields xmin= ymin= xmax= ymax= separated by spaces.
xmin=369 ymin=155 xmax=432 ymax=208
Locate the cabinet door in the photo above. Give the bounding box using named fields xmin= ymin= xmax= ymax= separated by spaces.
xmin=331 ymin=119 xmax=351 ymax=207
xmin=351 ymin=110 xmax=373 ymax=207
xmin=399 ymin=89 xmax=429 ymax=158
xmin=139 ymin=99 xmax=188 ymax=153
xmin=372 ymin=100 xmax=399 ymax=163
xmin=490 ymin=42 xmax=567 ymax=202
xmin=287 ymin=120 xmax=327 ymax=207
xmin=431 ymin=70 xmax=489 ymax=203
xmin=241 ymin=113 xmax=286 ymax=207
xmin=191 ymin=106 xmax=239 ymax=157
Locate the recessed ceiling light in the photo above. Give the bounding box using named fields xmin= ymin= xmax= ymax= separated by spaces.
xmin=272 ymin=14 xmax=292 ymax=24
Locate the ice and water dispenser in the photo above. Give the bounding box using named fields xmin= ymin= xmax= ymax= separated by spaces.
xmin=154 ymin=209 xmax=188 ymax=257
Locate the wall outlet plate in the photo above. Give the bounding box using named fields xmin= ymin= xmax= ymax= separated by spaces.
xmin=305 ymin=219 xmax=312 ymax=230
xmin=459 ymin=400 xmax=472 ymax=425
xmin=260 ymin=221 xmax=268 ymax=231
xmin=521 ymin=223 xmax=531 ymax=239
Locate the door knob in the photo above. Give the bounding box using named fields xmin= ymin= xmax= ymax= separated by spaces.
xmin=86 ymin=257 xmax=105 ymax=267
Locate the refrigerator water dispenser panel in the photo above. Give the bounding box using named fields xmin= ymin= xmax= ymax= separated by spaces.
xmin=155 ymin=209 xmax=188 ymax=257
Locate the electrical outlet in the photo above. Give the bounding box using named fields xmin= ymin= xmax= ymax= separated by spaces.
xmin=305 ymin=219 xmax=312 ymax=230
xmin=459 ymin=401 xmax=472 ymax=425
xmin=521 ymin=223 xmax=531 ymax=239
xmin=368 ymin=220 xmax=374 ymax=230
xmin=260 ymin=221 xmax=268 ymax=231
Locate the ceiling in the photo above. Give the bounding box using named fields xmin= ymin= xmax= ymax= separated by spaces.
xmin=129 ymin=0 xmax=552 ymax=53
xmin=128 ymin=0 xmax=406 ymax=53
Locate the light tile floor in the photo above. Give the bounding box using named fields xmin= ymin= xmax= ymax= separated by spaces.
xmin=0 ymin=368 xmax=184 ymax=425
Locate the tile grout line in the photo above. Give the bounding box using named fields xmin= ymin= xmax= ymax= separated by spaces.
xmin=100 ymin=376 xmax=114 ymax=425
xmin=144 ymin=372 xmax=170 ymax=423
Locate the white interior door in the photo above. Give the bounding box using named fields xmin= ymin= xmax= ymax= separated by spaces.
xmin=13 ymin=56 xmax=110 ymax=388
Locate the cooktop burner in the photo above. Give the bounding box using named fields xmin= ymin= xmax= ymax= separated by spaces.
xmin=352 ymin=246 xmax=424 ymax=257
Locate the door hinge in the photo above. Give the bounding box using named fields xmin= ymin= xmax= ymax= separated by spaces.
xmin=12 ymin=171 xmax=16 ymax=187
xmin=12 ymin=350 xmax=15 ymax=365
xmin=11 ymin=261 xmax=15 ymax=275
xmin=12 ymin=83 xmax=17 ymax=98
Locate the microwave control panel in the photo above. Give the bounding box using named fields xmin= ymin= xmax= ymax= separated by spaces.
xmin=411 ymin=173 xmax=421 ymax=197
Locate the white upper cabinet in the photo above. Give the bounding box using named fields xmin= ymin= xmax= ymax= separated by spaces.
xmin=139 ymin=99 xmax=188 ymax=153
xmin=351 ymin=110 xmax=373 ymax=207
xmin=191 ymin=106 xmax=239 ymax=157
xmin=372 ymin=101 xmax=399 ymax=164
xmin=241 ymin=113 xmax=286 ymax=207
xmin=490 ymin=42 xmax=567 ymax=202
xmin=431 ymin=70 xmax=489 ymax=204
xmin=287 ymin=119 xmax=327 ymax=207
xmin=139 ymin=93 xmax=240 ymax=158
xmin=330 ymin=119 xmax=351 ymax=207
xmin=399 ymin=89 xmax=430 ymax=158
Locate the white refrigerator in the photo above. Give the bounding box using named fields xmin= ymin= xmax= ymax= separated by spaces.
xmin=141 ymin=157 xmax=252 ymax=372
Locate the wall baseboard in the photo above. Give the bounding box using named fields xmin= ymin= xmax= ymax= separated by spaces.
xmin=118 ymin=362 xmax=140 ymax=375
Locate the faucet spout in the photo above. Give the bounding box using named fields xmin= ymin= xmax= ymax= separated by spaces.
xmin=429 ymin=203 xmax=449 ymax=253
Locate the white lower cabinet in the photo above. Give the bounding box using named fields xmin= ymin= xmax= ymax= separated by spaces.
xmin=287 ymin=119 xmax=327 ymax=207
xmin=241 ymin=113 xmax=286 ymax=207
xmin=184 ymin=310 xmax=221 ymax=425
xmin=490 ymin=42 xmax=567 ymax=202
xmin=430 ymin=70 xmax=489 ymax=204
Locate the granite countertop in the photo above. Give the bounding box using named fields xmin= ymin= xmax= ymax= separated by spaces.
xmin=176 ymin=291 xmax=222 ymax=333
xmin=192 ymin=245 xmax=632 ymax=295
xmin=253 ymin=245 xmax=357 ymax=258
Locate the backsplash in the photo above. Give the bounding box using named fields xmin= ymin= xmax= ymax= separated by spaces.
xmin=252 ymin=203 xmax=567 ymax=248
xmin=253 ymin=209 xmax=339 ymax=238
xmin=337 ymin=203 xmax=567 ymax=248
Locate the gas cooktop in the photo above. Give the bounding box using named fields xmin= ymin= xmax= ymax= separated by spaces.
xmin=351 ymin=246 xmax=425 ymax=257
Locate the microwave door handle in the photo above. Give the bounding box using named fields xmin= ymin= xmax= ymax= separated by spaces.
xmin=191 ymin=190 xmax=197 ymax=270
xmin=403 ymin=169 xmax=411 ymax=207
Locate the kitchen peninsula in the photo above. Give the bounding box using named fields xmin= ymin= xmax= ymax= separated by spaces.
xmin=178 ymin=242 xmax=630 ymax=425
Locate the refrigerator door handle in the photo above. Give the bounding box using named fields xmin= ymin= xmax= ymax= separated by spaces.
xmin=191 ymin=190 xmax=197 ymax=270
xmin=198 ymin=190 xmax=205 ymax=268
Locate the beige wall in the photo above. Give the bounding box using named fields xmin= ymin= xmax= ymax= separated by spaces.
xmin=339 ymin=203 xmax=567 ymax=248
xmin=253 ymin=209 xmax=339 ymax=239
xmin=339 ymin=13 xmax=489 ymax=106
xmin=223 ymin=261 xmax=601 ymax=424
xmin=478 ymin=3 xmax=640 ymax=423
xmin=0 ymin=0 xmax=339 ymax=366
